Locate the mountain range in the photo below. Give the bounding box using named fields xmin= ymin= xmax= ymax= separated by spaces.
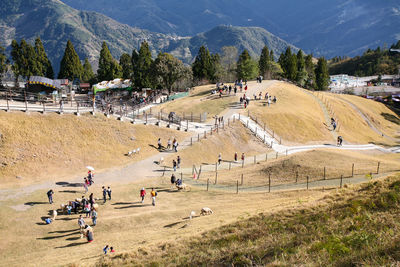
xmin=0 ymin=0 xmax=297 ymax=75
xmin=62 ymin=0 xmax=400 ymax=58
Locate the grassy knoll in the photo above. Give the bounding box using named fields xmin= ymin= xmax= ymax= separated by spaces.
xmin=99 ymin=174 xmax=400 ymax=266
xmin=246 ymin=81 xmax=333 ymax=144
xmin=0 ymin=111 xmax=189 ymax=187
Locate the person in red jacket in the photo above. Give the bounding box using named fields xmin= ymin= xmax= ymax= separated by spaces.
xmin=140 ymin=188 xmax=146 ymax=203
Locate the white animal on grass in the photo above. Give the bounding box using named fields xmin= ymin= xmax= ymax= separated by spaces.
xmin=200 ymin=207 xmax=213 ymax=216
xmin=176 ymin=183 xmax=191 ymax=191
xmin=52 ymin=210 xmax=57 ymax=220
xmin=189 ymin=211 xmax=196 ymax=220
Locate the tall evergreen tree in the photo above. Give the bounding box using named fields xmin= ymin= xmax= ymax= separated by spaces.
xmin=296 ymin=50 xmax=307 ymax=85
xmin=97 ymin=42 xmax=121 ymax=81
xmin=259 ymin=45 xmax=270 ymax=78
xmin=305 ymin=54 xmax=315 ymax=88
xmin=131 ymin=49 xmax=139 ymax=82
xmin=11 ymin=40 xmax=22 ymax=82
xmin=119 ymin=53 xmax=132 ymax=79
xmin=58 ymin=40 xmax=83 ymax=80
xmin=34 ymin=37 xmax=54 ymax=78
xmin=133 ymin=41 xmax=153 ymax=88
xmin=270 ymin=50 xmax=274 ymax=62
xmin=82 ymin=58 xmax=95 ymax=83
xmin=18 ymin=39 xmax=39 ymax=80
xmin=209 ymin=53 xmax=223 ymax=82
xmin=315 ymin=57 xmax=330 ymax=91
xmin=0 ymin=46 xmax=7 ymax=86
xmin=236 ymin=49 xmax=258 ymax=81
xmin=192 ymin=45 xmax=212 ymax=82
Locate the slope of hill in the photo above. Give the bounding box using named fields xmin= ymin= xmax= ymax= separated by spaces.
xmin=62 ymin=0 xmax=400 ymax=58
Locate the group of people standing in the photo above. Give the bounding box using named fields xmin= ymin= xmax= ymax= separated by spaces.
xmin=158 ymin=137 xmax=179 ymax=152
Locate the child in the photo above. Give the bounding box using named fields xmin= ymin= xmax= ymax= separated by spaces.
xmin=110 ymin=247 xmax=115 ymax=253
xmin=67 ymin=204 xmax=72 ymax=215
xmin=92 ymin=208 xmax=97 ymax=226
xmin=103 ymin=245 xmax=109 ymax=255
xmin=140 ymin=188 xmax=146 ymax=203
xmin=107 ymin=186 xmax=112 ymax=200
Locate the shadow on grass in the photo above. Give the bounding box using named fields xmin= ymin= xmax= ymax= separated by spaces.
xmin=37 ymin=232 xmax=77 ymax=240
xmin=65 ymin=237 xmax=81 ymax=241
xmin=56 ymin=182 xmax=83 ymax=188
xmin=163 ymin=221 xmax=182 ymax=228
xmin=25 ymin=201 xmax=48 ymax=206
xmin=111 ymin=202 xmax=141 ymax=206
xmin=56 ymin=217 xmax=75 ymax=221
xmin=381 ymin=112 xmax=400 ymax=125
xmin=59 ymin=190 xmax=81 ymax=194
xmin=48 ymin=229 xmax=79 ymax=234
xmin=55 ymin=241 xmax=87 ymax=249
xmin=114 ymin=204 xmax=152 ymax=209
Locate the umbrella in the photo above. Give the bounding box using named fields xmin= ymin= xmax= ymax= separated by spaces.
xmin=86 ymin=166 xmax=95 ymax=171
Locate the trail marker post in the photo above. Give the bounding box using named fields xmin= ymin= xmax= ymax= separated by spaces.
xmin=306 ymin=176 xmax=309 ymax=190
xmin=377 ymin=162 xmax=380 ymax=174
xmin=268 ymin=173 xmax=271 ymax=193
xmin=352 ymin=163 xmax=354 ymax=177
xmin=340 ymin=175 xmax=343 ymax=188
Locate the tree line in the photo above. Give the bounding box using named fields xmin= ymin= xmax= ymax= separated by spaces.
xmin=329 ymin=41 xmax=400 ymax=77
xmin=0 ymin=38 xmax=331 ymax=91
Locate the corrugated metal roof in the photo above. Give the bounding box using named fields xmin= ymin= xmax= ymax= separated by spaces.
xmin=28 ymin=76 xmax=61 ymax=89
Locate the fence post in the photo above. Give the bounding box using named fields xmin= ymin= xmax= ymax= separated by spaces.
xmin=215 ymin=162 xmax=218 ymax=172
xmin=228 ymin=119 xmax=230 ymax=126
xmin=377 ymin=162 xmax=380 ymax=174
xmin=263 ymin=123 xmax=266 ymax=131
xmin=340 ymin=175 xmax=343 ymax=188
xmin=268 ymin=173 xmax=271 ymax=193
xmin=266 ymin=153 xmax=268 ymax=161
xmin=276 ymin=152 xmax=278 ymax=159
xmin=191 ymin=137 xmax=192 ymax=146
xmin=272 ymin=131 xmax=274 ymax=138
xmin=264 ymin=135 xmax=266 ymax=143
xmin=146 ymin=113 xmax=148 ymax=124
xmin=247 ymin=120 xmax=249 ymax=128
xmin=242 ymin=159 xmax=244 ymax=168
xmin=306 ymin=176 xmax=309 ymax=190
xmin=295 ymin=171 xmax=298 ymax=183
xmin=351 ymin=163 xmax=354 ymax=177
xmin=162 ymin=166 xmax=166 ymax=177
xmin=191 ymin=112 xmax=193 ymax=122
xmin=187 ymin=120 xmax=189 ymax=131
xmin=24 ymin=90 xmax=28 ymax=112
xmin=254 ymin=155 xmax=256 ymax=164
xmin=229 ymin=162 xmax=231 ymax=170
xmin=255 ymin=127 xmax=257 ymax=135
xmin=324 ymin=167 xmax=326 ymax=180
xmin=241 ymin=174 xmax=243 ymax=185
xmin=215 ymin=172 xmax=218 ymax=184
xmin=236 ymin=180 xmax=239 ymax=194
xmin=286 ymin=149 xmax=288 ymax=156
xmin=204 ymin=130 xmax=206 ymax=139
xmin=6 ymin=91 xmax=9 ymax=111
xmin=181 ymin=172 xmax=183 ymax=183
xmin=198 ymin=134 xmax=200 ymax=141
xmin=207 ymin=179 xmax=209 ymax=191
xmin=192 ymin=165 xmax=194 ymax=175
xmin=279 ymin=137 xmax=281 ymax=144
xmin=239 ymin=113 xmax=241 ymax=120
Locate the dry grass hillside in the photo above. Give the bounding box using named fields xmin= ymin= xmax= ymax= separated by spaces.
xmin=99 ymin=174 xmax=400 ymax=266
xmin=0 ymin=111 xmax=188 ymax=187
xmin=199 ymin=149 xmax=400 ymax=186
xmin=165 ymin=121 xmax=270 ymax=167
xmin=246 ymin=81 xmax=333 ymax=144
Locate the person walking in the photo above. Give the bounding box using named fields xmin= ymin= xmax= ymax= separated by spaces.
xmin=83 ymin=178 xmax=89 ymax=193
xmin=78 ymin=215 xmax=85 ymax=238
xmin=172 ymin=159 xmax=177 ymax=172
xmin=103 ymin=245 xmax=110 ymax=255
xmin=151 ymin=188 xmax=157 ymax=206
xmin=88 ymin=170 xmax=94 ymax=185
xmin=234 ymin=152 xmax=238 ymax=162
xmin=173 ymin=140 xmax=178 ymax=152
xmin=177 ymin=156 xmax=181 ymax=169
xmin=85 ymin=225 xmax=94 ymax=243
xmin=170 ymin=174 xmax=176 ymax=187
xmin=91 ymin=208 xmax=97 ymax=226
xmin=140 ymin=188 xmax=146 ymax=203
xmin=218 ymin=153 xmax=222 ymax=165
xmin=107 ymin=186 xmax=112 ymax=200
xmin=241 ymin=153 xmax=245 ymax=163
xmin=102 ymin=186 xmax=107 ymax=203
xmin=157 ymin=138 xmax=162 ymax=149
xmin=47 ymin=189 xmax=54 ymax=204
xmin=167 ymin=138 xmax=172 ymax=150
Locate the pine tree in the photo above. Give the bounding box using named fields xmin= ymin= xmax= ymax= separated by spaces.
xmin=34 ymin=37 xmax=54 ymax=78
xmin=119 ymin=53 xmax=132 ymax=79
xmin=315 ymin=57 xmax=330 ymax=91
xmin=0 ymin=46 xmax=7 ymax=86
xmin=11 ymin=40 xmax=22 ymax=82
xmin=97 ymin=42 xmax=116 ymax=81
xmin=305 ymin=54 xmax=315 ymax=88
xmin=58 ymin=40 xmax=83 ymax=80
xmin=209 ymin=53 xmax=223 ymax=82
xmin=259 ymin=45 xmax=270 ymax=78
xmin=82 ymin=58 xmax=95 ymax=83
xmin=19 ymin=39 xmax=39 ymax=79
xmin=236 ymin=49 xmax=258 ymax=81
xmin=270 ymin=50 xmax=274 ymax=62
xmin=192 ymin=45 xmax=212 ymax=82
xmin=131 ymin=49 xmax=139 ymax=82
xmin=132 ymin=41 xmax=153 ymax=88
xmin=296 ymin=50 xmax=307 ymax=85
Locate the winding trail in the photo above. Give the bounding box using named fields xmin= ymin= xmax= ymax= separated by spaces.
xmin=1 ymin=81 xmax=400 ymax=204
